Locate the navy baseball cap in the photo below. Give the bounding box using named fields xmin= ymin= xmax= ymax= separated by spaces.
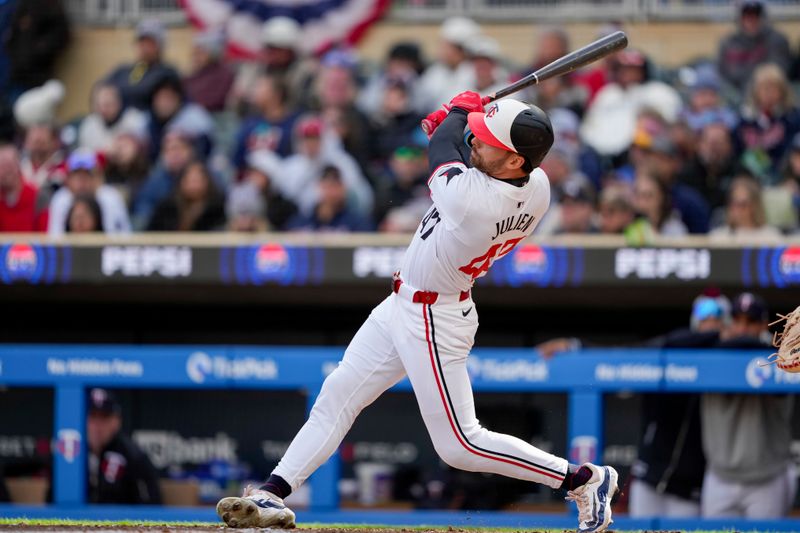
xmin=88 ymin=388 xmax=121 ymax=415
xmin=732 ymin=292 xmax=769 ymax=322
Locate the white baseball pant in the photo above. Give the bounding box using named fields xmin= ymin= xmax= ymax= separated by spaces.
xmin=629 ymin=479 xmax=700 ymax=517
xmin=272 ymin=288 xmax=569 ymax=491
xmin=701 ymin=466 xmax=798 ymax=518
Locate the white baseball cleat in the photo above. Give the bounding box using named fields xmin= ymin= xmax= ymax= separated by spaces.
xmin=565 ymin=463 xmax=619 ymax=532
xmin=216 ymin=485 xmax=296 ymax=529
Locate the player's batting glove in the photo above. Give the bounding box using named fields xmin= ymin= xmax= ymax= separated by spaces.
xmin=449 ymin=91 xmax=485 ymax=114
xmin=421 ymin=108 xmax=448 ymax=138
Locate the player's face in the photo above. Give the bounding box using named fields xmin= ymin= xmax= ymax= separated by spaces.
xmin=469 ymin=136 xmax=515 ymax=176
xmin=87 ymin=411 xmax=121 ymax=454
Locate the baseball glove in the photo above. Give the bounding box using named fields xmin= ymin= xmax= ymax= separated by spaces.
xmin=767 ymin=305 xmax=800 ymax=373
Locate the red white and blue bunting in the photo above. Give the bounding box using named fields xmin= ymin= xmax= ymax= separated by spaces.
xmin=180 ymin=0 xmax=391 ymax=58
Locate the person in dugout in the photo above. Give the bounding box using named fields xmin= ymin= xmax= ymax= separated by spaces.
xmin=86 ymin=388 xmax=162 ymax=504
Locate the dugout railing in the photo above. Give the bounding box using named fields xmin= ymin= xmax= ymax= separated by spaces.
xmin=0 ymin=344 xmax=798 ymax=531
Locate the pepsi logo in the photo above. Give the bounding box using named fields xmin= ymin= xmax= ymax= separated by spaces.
xmin=254 ymin=244 xmax=289 ymax=274
xmin=6 ymin=243 xmax=37 ymax=276
xmin=779 ymin=247 xmax=800 ymax=278
xmin=512 ymin=245 xmax=547 ymax=274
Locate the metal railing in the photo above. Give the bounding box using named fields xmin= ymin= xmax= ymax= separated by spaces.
xmin=63 ymin=0 xmax=187 ymax=25
xmin=63 ymin=0 xmax=800 ymax=24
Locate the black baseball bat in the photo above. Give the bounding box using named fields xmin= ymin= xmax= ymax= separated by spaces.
xmin=482 ymin=30 xmax=629 ymax=104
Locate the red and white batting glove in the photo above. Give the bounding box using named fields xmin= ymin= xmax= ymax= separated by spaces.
xmin=449 ymin=91 xmax=484 ymax=114
xmin=420 ymin=107 xmax=448 ymax=138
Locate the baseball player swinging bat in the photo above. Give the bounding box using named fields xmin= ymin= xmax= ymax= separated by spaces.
xmin=216 ymin=31 xmax=629 ymax=533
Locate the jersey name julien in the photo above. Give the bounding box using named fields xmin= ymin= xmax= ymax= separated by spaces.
xmin=400 ymin=161 xmax=551 ymax=295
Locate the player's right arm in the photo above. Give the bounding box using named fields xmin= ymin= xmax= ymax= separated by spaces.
xmin=427 ymin=109 xmax=470 ymax=171
xmin=426 ymin=91 xmax=485 ymax=172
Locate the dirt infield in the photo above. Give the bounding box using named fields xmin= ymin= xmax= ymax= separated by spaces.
xmin=0 ymin=522 xmax=553 ymax=533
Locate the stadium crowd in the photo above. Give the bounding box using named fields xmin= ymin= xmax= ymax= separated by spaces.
xmin=1 ymin=0 xmax=800 ymax=239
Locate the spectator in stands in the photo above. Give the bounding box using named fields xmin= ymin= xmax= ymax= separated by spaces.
xmin=717 ymin=0 xmax=791 ymax=92
xmin=78 ymin=82 xmax=147 ymax=153
xmin=66 ymin=194 xmax=103 ymax=233
xmin=554 ymin=178 xmax=597 ymax=234
xmin=278 ymin=115 xmax=374 ymax=217
xmin=315 ymin=50 xmax=373 ymax=173
xmin=184 ymin=30 xmax=235 ymax=113
xmin=104 ymin=131 xmax=151 ymax=205
xmin=521 ymin=28 xmax=586 ymax=116
xmin=3 ymin=0 xmax=69 ymax=98
xmin=762 ymin=131 xmax=800 ymax=232
xmin=572 ymin=23 xmax=621 ymax=105
xmin=286 ymin=165 xmax=372 ymax=232
xmin=374 ymin=145 xmax=430 ymax=227
xmin=359 ymin=42 xmax=425 ymax=116
xmin=736 ymin=63 xmax=800 ymax=182
xmin=232 ymin=73 xmax=300 ymax=169
xmin=146 ymin=74 xmax=214 ymax=162
xmin=467 ymin=36 xmax=509 ymax=97
xmin=147 ymin=160 xmax=226 ymax=232
xmin=19 ymin=123 xmax=66 ymax=193
xmin=709 ymin=175 xmax=781 ymax=242
xmin=597 ymin=183 xmax=636 ymax=235
xmin=417 ymin=17 xmax=480 ymax=111
xmin=679 ymin=65 xmax=738 ymax=133
xmin=366 ymin=75 xmax=426 ymax=170
xmin=581 ymin=49 xmax=682 ymax=158
xmin=633 ymin=171 xmax=688 ymax=237
xmin=701 ymin=293 xmax=796 ymax=519
xmin=235 ymin=150 xmax=297 ymax=231
xmin=549 ymin=108 xmax=603 ymax=189
xmin=536 ymin=147 xmax=591 ymax=235
xmin=228 ymin=16 xmax=311 ymax=113
xmin=104 ymin=19 xmax=180 ymax=110
xmin=0 ymin=144 xmax=48 ymax=232
xmin=48 ymin=148 xmax=131 ymax=236
xmin=635 ymin=132 xmax=711 ymax=233
xmin=132 ymin=130 xmax=196 ymax=230
xmin=86 ymin=388 xmax=161 ymax=505
xmin=680 ymin=121 xmax=740 ymax=216
xmin=226 ymin=181 xmax=268 ymax=232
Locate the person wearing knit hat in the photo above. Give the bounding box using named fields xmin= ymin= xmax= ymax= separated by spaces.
xmin=184 ymin=30 xmax=235 ymax=112
xmin=104 ymin=18 xmax=181 ymax=110
xmin=229 ymin=16 xmax=316 ymax=111
xmin=417 ymin=17 xmax=482 ymax=111
xmin=717 ymin=0 xmax=791 ymax=91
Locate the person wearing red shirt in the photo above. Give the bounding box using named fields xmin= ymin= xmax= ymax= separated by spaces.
xmin=0 ymin=144 xmax=48 ymax=232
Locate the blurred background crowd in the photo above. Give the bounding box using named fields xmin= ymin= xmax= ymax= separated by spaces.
xmin=1 ymin=0 xmax=800 ymax=239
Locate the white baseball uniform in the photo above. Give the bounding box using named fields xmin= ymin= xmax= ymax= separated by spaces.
xmin=272 ymin=109 xmax=569 ymax=494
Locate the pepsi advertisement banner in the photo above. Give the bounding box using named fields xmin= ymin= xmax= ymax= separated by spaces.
xmin=0 ymin=240 xmax=796 ymax=288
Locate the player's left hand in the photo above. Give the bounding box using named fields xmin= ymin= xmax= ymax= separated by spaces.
xmin=421 ymin=108 xmax=448 ymax=138
xmin=449 ymin=91 xmax=484 ymax=114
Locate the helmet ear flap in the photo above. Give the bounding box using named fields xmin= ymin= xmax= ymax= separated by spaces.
xmin=464 ymin=129 xmax=475 ymax=148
